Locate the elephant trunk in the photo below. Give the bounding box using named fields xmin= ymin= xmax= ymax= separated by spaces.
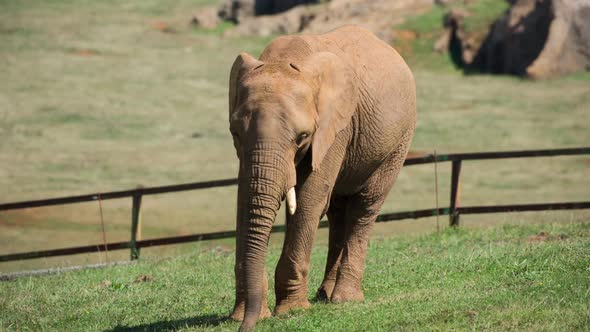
xmin=238 ymin=144 xmax=295 ymax=331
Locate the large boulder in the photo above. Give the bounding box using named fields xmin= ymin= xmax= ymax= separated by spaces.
xmin=433 ymin=9 xmax=474 ymax=67
xmin=301 ymin=0 xmax=434 ymax=42
xmin=525 ymin=0 xmax=590 ymax=78
xmin=191 ymin=6 xmax=221 ymax=29
xmin=223 ymin=5 xmax=318 ymax=37
xmin=218 ymin=0 xmax=255 ymax=24
xmin=221 ymin=0 xmax=436 ymax=42
xmin=218 ymin=0 xmax=319 ymax=23
xmin=469 ymin=0 xmax=590 ymax=78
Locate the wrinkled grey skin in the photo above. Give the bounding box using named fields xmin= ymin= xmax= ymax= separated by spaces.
xmin=228 ymin=25 xmax=416 ymax=331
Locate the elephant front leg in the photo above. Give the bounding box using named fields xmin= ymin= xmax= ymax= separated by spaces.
xmin=274 ymin=131 xmax=348 ymax=315
xmin=273 ymin=209 xmax=317 ymax=314
xmin=274 ymin=184 xmax=331 ymax=315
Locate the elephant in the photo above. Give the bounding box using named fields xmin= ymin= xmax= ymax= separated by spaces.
xmin=228 ymin=25 xmax=416 ymax=331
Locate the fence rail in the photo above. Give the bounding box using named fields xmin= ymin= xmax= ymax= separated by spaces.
xmin=1 ymin=147 xmax=589 ymax=263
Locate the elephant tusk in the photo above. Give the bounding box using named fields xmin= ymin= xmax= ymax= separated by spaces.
xmin=286 ymin=187 xmax=296 ymax=215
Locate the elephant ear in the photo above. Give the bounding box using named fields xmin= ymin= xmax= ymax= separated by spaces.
xmin=301 ymin=52 xmax=357 ymax=171
xmin=229 ymin=53 xmax=264 ymax=118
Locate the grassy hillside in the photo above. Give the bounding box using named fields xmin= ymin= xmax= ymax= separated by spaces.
xmin=1 ymin=222 xmax=589 ymax=331
xmin=0 ymin=0 xmax=589 ymax=272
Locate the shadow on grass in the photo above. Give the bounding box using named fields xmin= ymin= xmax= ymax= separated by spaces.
xmin=104 ymin=314 xmax=229 ymax=332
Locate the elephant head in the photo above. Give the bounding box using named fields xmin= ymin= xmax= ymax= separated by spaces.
xmin=229 ymin=51 xmax=357 ymax=330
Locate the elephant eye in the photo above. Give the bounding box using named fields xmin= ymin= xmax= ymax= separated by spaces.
xmin=296 ymin=132 xmax=310 ymax=146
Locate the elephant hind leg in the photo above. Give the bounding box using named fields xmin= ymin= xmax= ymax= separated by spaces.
xmin=330 ymin=133 xmax=412 ymax=303
xmin=329 ymin=192 xmax=379 ymax=303
xmin=316 ymin=195 xmax=348 ymax=301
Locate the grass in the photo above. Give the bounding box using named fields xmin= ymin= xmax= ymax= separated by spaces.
xmin=0 ymin=0 xmax=589 ymax=273
xmin=1 ymin=222 xmax=589 ymax=331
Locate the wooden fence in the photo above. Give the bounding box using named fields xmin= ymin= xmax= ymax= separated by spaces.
xmin=1 ymin=147 xmax=589 ymax=263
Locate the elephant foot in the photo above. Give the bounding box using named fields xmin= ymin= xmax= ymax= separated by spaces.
xmin=273 ymin=299 xmax=311 ymax=316
xmin=230 ymin=302 xmax=272 ymax=322
xmin=315 ymin=280 xmax=336 ymax=302
xmin=330 ymin=283 xmax=364 ymax=303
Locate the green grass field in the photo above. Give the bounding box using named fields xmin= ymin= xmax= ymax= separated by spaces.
xmin=1 ymin=222 xmax=588 ymax=331
xmin=0 ymin=0 xmax=589 ymax=273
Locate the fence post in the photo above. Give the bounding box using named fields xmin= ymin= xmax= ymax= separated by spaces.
xmin=130 ymin=188 xmax=143 ymax=260
xmin=449 ymin=160 xmax=462 ymax=227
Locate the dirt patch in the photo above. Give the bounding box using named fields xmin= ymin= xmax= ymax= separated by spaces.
xmin=528 ymin=231 xmax=550 ymax=242
xmin=73 ymin=49 xmax=100 ymax=57
xmin=66 ymin=48 xmax=102 ymax=57
xmin=99 ymin=279 xmax=112 ymax=287
xmin=395 ymin=29 xmax=419 ymax=57
xmin=397 ymin=29 xmax=418 ymax=41
xmin=134 ymin=274 xmax=154 ymax=283
xmin=151 ymin=21 xmax=177 ymax=34
xmin=527 ymin=231 xmax=568 ymax=243
xmin=0 ymin=208 xmax=52 ymax=227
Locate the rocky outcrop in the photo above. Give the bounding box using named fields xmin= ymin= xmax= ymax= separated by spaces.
xmin=472 ymin=0 xmax=555 ymax=76
xmin=191 ymin=7 xmax=221 ymax=29
xmin=298 ymin=0 xmax=434 ymax=41
xmin=223 ymin=5 xmax=318 ymax=37
xmin=223 ymin=0 xmax=435 ymax=42
xmin=518 ymin=0 xmax=590 ymax=78
xmin=193 ymin=0 xmax=442 ymax=42
xmin=438 ymin=0 xmax=590 ymax=78
xmin=433 ymin=9 xmax=474 ymax=67
xmin=218 ymin=0 xmax=319 ymax=23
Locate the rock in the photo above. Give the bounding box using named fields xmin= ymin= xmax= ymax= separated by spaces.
xmin=272 ymin=0 xmax=319 ymax=13
xmin=434 ymin=0 xmax=454 ymax=6
xmin=432 ymin=8 xmax=473 ymax=67
xmin=433 ymin=9 xmax=469 ymax=53
xmin=433 ymin=29 xmax=451 ymax=53
xmin=218 ymin=0 xmax=256 ymax=23
xmin=218 ymin=0 xmax=319 ymax=23
xmin=525 ymin=0 xmax=590 ymax=78
xmin=224 ymin=5 xmax=317 ymax=37
xmin=191 ymin=6 xmax=220 ymax=29
xmin=470 ymin=0 xmax=590 ymax=78
xmin=471 ymin=0 xmax=555 ymax=76
xmin=302 ymin=0 xmax=434 ymax=43
xmin=218 ymin=0 xmax=436 ymax=43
